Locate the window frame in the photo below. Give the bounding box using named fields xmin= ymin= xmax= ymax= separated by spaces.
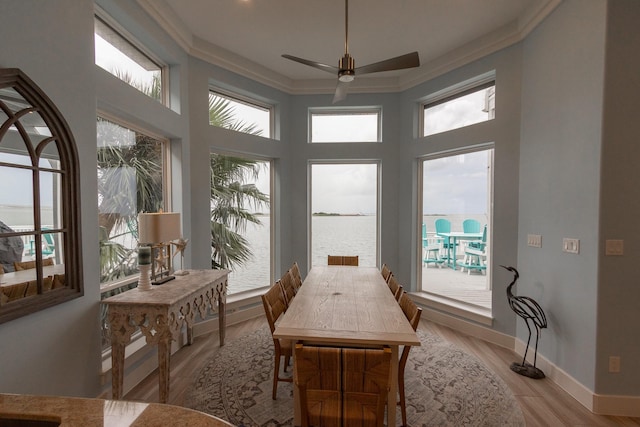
xmin=309 ymin=107 xmax=382 ymax=143
xmin=308 ymin=160 xmax=381 ymax=268
xmin=209 ymin=150 xmax=274 ymax=296
xmin=419 ymin=73 xmax=495 ymax=137
xmin=96 ymin=111 xmax=172 ymax=291
xmin=208 ymin=88 xmax=275 ymax=139
xmin=94 ymin=11 xmax=168 ymax=105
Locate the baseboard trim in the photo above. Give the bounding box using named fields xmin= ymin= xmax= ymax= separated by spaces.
xmin=513 ymin=338 xmax=640 ymax=417
xmin=593 ymin=394 xmax=640 ymax=417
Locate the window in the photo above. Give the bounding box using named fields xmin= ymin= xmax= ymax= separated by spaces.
xmin=310 ymin=163 xmax=379 ymax=267
xmin=422 ymin=81 xmax=495 ymax=137
xmin=208 ymin=91 xmax=272 ymax=138
xmin=310 ymin=108 xmax=381 ymax=143
xmin=419 ymin=148 xmax=493 ymax=310
xmin=97 ymin=117 xmax=167 ymax=286
xmin=210 ymin=154 xmax=271 ymax=295
xmin=0 ymin=68 xmax=83 ymax=324
xmin=94 ymin=15 xmax=164 ymax=103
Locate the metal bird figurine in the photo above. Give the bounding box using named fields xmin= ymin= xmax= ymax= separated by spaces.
xmin=501 ymin=265 xmax=547 ymax=379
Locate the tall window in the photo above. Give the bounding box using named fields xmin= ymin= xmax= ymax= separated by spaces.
xmin=422 ymin=81 xmax=495 ymax=137
xmin=420 ymin=148 xmax=493 ymax=309
xmin=311 ymin=163 xmax=378 ymax=267
xmin=210 ymin=154 xmax=271 ymax=295
xmin=97 ymin=117 xmax=167 ymax=285
xmin=310 ymin=108 xmax=381 ymax=143
xmin=208 ymin=91 xmax=272 ymax=138
xmin=94 ymin=15 xmax=164 ymax=103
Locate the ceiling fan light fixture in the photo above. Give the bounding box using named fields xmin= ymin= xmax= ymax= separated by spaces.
xmin=338 ymin=71 xmax=355 ymax=82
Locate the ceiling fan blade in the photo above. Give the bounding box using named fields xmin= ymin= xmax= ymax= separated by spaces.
xmin=356 ymin=52 xmax=420 ymax=75
xmin=332 ymin=79 xmax=351 ymax=104
xmin=282 ymin=54 xmax=339 ymax=75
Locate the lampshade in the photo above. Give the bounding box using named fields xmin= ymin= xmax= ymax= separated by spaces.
xmin=138 ymin=212 xmax=181 ymax=244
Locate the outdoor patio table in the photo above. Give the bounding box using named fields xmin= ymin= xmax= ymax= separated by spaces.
xmin=436 ymin=231 xmax=483 ymax=270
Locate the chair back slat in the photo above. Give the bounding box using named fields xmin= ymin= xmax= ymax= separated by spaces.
xmin=387 ymin=274 xmax=403 ymax=301
xmin=261 ymin=282 xmax=287 ymax=333
xmin=280 ymin=271 xmax=297 ymax=308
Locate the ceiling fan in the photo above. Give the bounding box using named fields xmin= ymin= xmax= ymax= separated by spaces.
xmin=282 ymin=0 xmax=420 ymax=103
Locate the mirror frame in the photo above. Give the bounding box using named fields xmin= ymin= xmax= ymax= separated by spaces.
xmin=0 ymin=68 xmax=83 ymax=324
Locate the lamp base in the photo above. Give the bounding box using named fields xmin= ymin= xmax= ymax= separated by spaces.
xmin=137 ymin=265 xmax=152 ymax=291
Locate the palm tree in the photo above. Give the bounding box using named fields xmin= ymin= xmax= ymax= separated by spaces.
xmin=208 ymin=93 xmax=270 ymax=270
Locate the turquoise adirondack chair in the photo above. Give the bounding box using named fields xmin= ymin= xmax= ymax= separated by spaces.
xmin=422 ymin=223 xmax=443 ymax=267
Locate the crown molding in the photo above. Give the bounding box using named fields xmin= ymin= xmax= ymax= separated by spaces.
xmin=138 ymin=0 xmax=562 ymax=95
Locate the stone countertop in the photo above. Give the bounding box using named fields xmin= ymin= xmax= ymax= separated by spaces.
xmin=0 ymin=393 xmax=234 ymax=426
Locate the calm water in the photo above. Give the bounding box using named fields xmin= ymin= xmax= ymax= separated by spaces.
xmin=228 ymin=213 xmax=487 ymax=294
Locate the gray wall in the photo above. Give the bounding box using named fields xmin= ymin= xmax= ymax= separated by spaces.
xmin=518 ymin=0 xmax=606 ymax=390
xmin=0 ymin=0 xmax=102 ymax=396
xmin=596 ymin=0 xmax=640 ymax=395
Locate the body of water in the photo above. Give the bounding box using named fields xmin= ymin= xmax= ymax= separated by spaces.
xmin=228 ymin=213 xmax=488 ymax=294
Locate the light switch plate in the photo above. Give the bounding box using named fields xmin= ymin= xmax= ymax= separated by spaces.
xmin=527 ymin=234 xmax=542 ymax=248
xmin=563 ymin=238 xmax=579 ymax=254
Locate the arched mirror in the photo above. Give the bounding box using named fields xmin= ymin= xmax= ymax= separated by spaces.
xmin=0 ymin=68 xmax=83 ymax=323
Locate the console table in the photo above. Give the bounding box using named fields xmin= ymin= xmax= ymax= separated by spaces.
xmin=102 ymin=269 xmax=228 ymax=403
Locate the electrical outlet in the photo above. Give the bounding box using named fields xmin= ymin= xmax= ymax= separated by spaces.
xmin=609 ymin=356 xmax=621 ymax=373
xmin=605 ymin=239 xmax=624 ymax=256
xmin=527 ymin=234 xmax=542 ymax=248
xmin=563 ymin=238 xmax=580 ymax=254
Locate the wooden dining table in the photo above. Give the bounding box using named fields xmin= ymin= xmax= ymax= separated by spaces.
xmin=273 ymin=265 xmax=420 ymax=427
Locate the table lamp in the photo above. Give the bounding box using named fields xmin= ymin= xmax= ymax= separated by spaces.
xmin=138 ymin=211 xmax=181 ymax=285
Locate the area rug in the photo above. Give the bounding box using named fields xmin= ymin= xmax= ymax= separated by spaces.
xmin=185 ymin=326 xmax=525 ymax=426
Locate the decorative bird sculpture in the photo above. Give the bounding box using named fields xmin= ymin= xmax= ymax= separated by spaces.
xmin=501 ymin=265 xmax=547 ymax=379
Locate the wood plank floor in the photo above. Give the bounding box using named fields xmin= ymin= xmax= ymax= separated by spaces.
xmin=123 ymin=316 xmax=640 ymax=427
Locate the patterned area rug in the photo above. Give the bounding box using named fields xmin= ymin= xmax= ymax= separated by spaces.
xmin=185 ymin=326 xmax=525 ymax=426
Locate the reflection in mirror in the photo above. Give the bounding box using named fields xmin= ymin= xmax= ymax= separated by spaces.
xmin=0 ymin=68 xmax=82 ymax=323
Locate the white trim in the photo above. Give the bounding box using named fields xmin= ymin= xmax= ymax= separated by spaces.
xmin=593 ymin=394 xmax=640 ymax=417
xmin=136 ymin=0 xmax=561 ymax=96
xmin=513 ymin=338 xmax=640 ymax=417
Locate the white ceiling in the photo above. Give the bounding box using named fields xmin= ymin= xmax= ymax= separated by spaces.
xmin=137 ymin=0 xmax=560 ymax=94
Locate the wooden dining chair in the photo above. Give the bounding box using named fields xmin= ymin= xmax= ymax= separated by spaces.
xmin=380 ymin=263 xmax=392 ymax=283
xmin=294 ymin=343 xmax=342 ymax=427
xmin=279 ymin=271 xmax=297 ymax=308
xmin=387 ymin=274 xmax=403 ymax=301
xmin=343 ymin=346 xmax=392 ymax=427
xmin=328 ymin=255 xmax=343 ymax=265
xmin=14 ymin=257 xmax=54 ymax=271
xmin=397 ymin=292 xmax=423 ymax=427
xmin=342 ymin=256 xmax=359 ymax=266
xmin=290 ymin=261 xmax=303 ymax=291
xmin=261 ymin=282 xmax=294 ymax=399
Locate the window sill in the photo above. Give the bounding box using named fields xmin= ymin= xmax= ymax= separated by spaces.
xmin=411 ymin=291 xmax=493 ymax=326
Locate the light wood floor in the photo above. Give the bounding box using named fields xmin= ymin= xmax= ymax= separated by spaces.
xmin=123 ymin=316 xmax=640 ymax=427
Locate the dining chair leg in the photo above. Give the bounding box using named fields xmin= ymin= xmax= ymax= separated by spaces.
xmin=399 ymin=364 xmax=408 ymax=427
xmin=273 ymin=354 xmax=281 ymax=399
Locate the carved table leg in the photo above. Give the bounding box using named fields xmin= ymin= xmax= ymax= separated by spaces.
xmin=218 ymin=297 xmax=226 ymax=346
xmin=111 ymin=341 xmax=125 ymax=400
xmin=157 ymin=336 xmax=172 ymax=404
